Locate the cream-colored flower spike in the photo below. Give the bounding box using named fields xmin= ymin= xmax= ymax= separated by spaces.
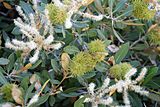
xmin=84 ymin=78 xmax=113 ymax=107
xmin=5 ymin=0 xmax=63 ymax=64
xmin=85 ymin=67 xmax=149 ymax=107
xmin=51 ymin=0 xmax=103 ymax=29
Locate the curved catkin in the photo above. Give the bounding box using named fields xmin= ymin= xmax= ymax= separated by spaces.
xmin=69 ymin=52 xmax=97 ymax=76
xmin=88 ymin=39 xmax=107 ymax=62
xmin=46 ymin=4 xmax=67 ymax=24
xmin=109 ymin=63 xmax=132 ymax=80
xmin=132 ymin=0 xmax=156 ymax=20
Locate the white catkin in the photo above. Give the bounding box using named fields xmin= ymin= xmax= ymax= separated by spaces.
xmin=27 ymin=94 xmax=39 ymax=107
xmin=51 ymin=43 xmax=62 ymax=50
xmin=125 ymin=68 xmax=137 ymax=79
xmin=116 ymin=80 xmax=125 ymax=93
xmin=14 ymin=20 xmax=40 ymax=37
xmin=135 ymin=67 xmax=147 ymax=82
xmin=85 ymin=67 xmax=148 ymax=107
xmin=123 ymin=88 xmax=130 ymax=106
xmin=78 ymin=12 xmax=104 ymax=21
xmin=5 ymin=0 xmax=63 ymax=65
xmin=29 ymin=50 xmax=40 ymax=63
xmin=5 ymin=42 xmax=26 ymax=51
xmin=97 ymin=77 xmax=110 ymax=97
xmin=26 ymin=41 xmax=37 ymax=50
xmin=12 ymin=39 xmax=26 ymax=46
xmin=16 ymin=6 xmax=28 ymax=21
xmin=99 ymin=97 xmax=113 ymax=105
xmin=44 ymin=35 xmax=54 ymax=45
xmin=29 ymin=13 xmax=36 ymax=28
xmin=102 ymin=77 xmax=110 ymax=88
xmin=84 ymin=98 xmax=92 ymax=103
xmin=88 ymin=83 xmax=95 ymax=95
xmin=52 ymin=0 xmax=65 ymax=7
xmin=65 ymin=17 xmax=73 ymax=29
xmin=20 ymin=29 xmax=33 ymax=39
xmin=131 ymin=85 xmax=149 ymax=96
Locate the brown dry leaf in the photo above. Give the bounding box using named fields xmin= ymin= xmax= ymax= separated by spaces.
xmin=30 ymin=74 xmax=41 ymax=90
xmin=35 ymin=81 xmax=42 ymax=90
xmin=61 ymin=53 xmax=70 ymax=71
xmin=107 ymin=56 xmax=115 ymax=66
xmin=12 ymin=85 xmax=23 ymax=105
xmin=30 ymin=74 xmax=39 ymax=84
xmin=3 ymin=2 xmax=12 ymax=9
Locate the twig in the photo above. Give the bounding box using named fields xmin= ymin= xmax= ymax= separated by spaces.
xmin=130 ymin=36 xmax=146 ymax=48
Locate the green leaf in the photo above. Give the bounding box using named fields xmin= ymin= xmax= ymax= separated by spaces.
xmin=6 ymin=53 xmax=15 ymax=72
xmin=96 ymin=29 xmax=106 ymax=40
xmin=115 ymin=42 xmax=129 ymax=64
xmin=11 ymin=27 xmax=21 ymax=35
xmin=0 ymin=58 xmax=10 ymax=65
xmin=0 ymin=66 xmax=8 ymax=84
xmin=60 ymin=92 xmax=82 ymax=97
xmin=147 ymin=92 xmax=160 ymax=102
xmin=30 ymin=60 xmax=42 ymax=69
xmin=20 ymin=1 xmax=34 ymax=15
xmin=129 ymin=93 xmax=143 ymax=107
xmin=143 ymin=67 xmax=158 ymax=85
xmin=113 ymin=0 xmax=127 ymax=13
xmin=82 ymin=71 xmax=96 ymax=79
xmin=116 ymin=5 xmax=133 ymax=19
xmin=50 ymin=79 xmax=60 ymax=85
xmin=35 ymin=94 xmax=50 ymax=106
xmin=20 ymin=77 xmax=30 ymax=91
xmin=51 ymin=59 xmax=60 ymax=72
xmin=2 ymin=31 xmax=10 ymax=42
xmin=64 ymin=46 xmax=80 ymax=55
xmin=24 ymin=83 xmax=35 ymax=105
xmin=74 ymin=97 xmax=86 ymax=107
xmin=108 ymin=0 xmax=115 ymax=10
xmin=49 ymin=96 xmax=56 ymax=106
xmin=94 ymin=0 xmax=104 ymax=13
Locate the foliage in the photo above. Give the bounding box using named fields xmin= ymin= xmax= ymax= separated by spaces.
xmin=0 ymin=0 xmax=160 ymax=107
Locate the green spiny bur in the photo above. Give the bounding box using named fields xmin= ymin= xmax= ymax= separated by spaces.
xmin=109 ymin=63 xmax=132 ymax=80
xmin=132 ymin=0 xmax=155 ymax=20
xmin=46 ymin=4 xmax=67 ymax=24
xmin=69 ymin=52 xmax=97 ymax=76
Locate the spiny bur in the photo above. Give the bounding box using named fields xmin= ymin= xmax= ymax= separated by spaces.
xmin=132 ymin=0 xmax=155 ymax=20
xmin=46 ymin=3 xmax=67 ymax=25
xmin=148 ymin=26 xmax=160 ymax=45
xmin=88 ymin=39 xmax=107 ymax=62
xmin=109 ymin=63 xmax=132 ymax=80
xmin=69 ymin=52 xmax=97 ymax=76
xmin=0 ymin=84 xmax=14 ymax=101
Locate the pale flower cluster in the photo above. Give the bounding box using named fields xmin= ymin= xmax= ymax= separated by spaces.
xmin=5 ymin=0 xmax=62 ymax=64
xmin=84 ymin=67 xmax=149 ymax=107
xmin=51 ymin=0 xmax=104 ymax=29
